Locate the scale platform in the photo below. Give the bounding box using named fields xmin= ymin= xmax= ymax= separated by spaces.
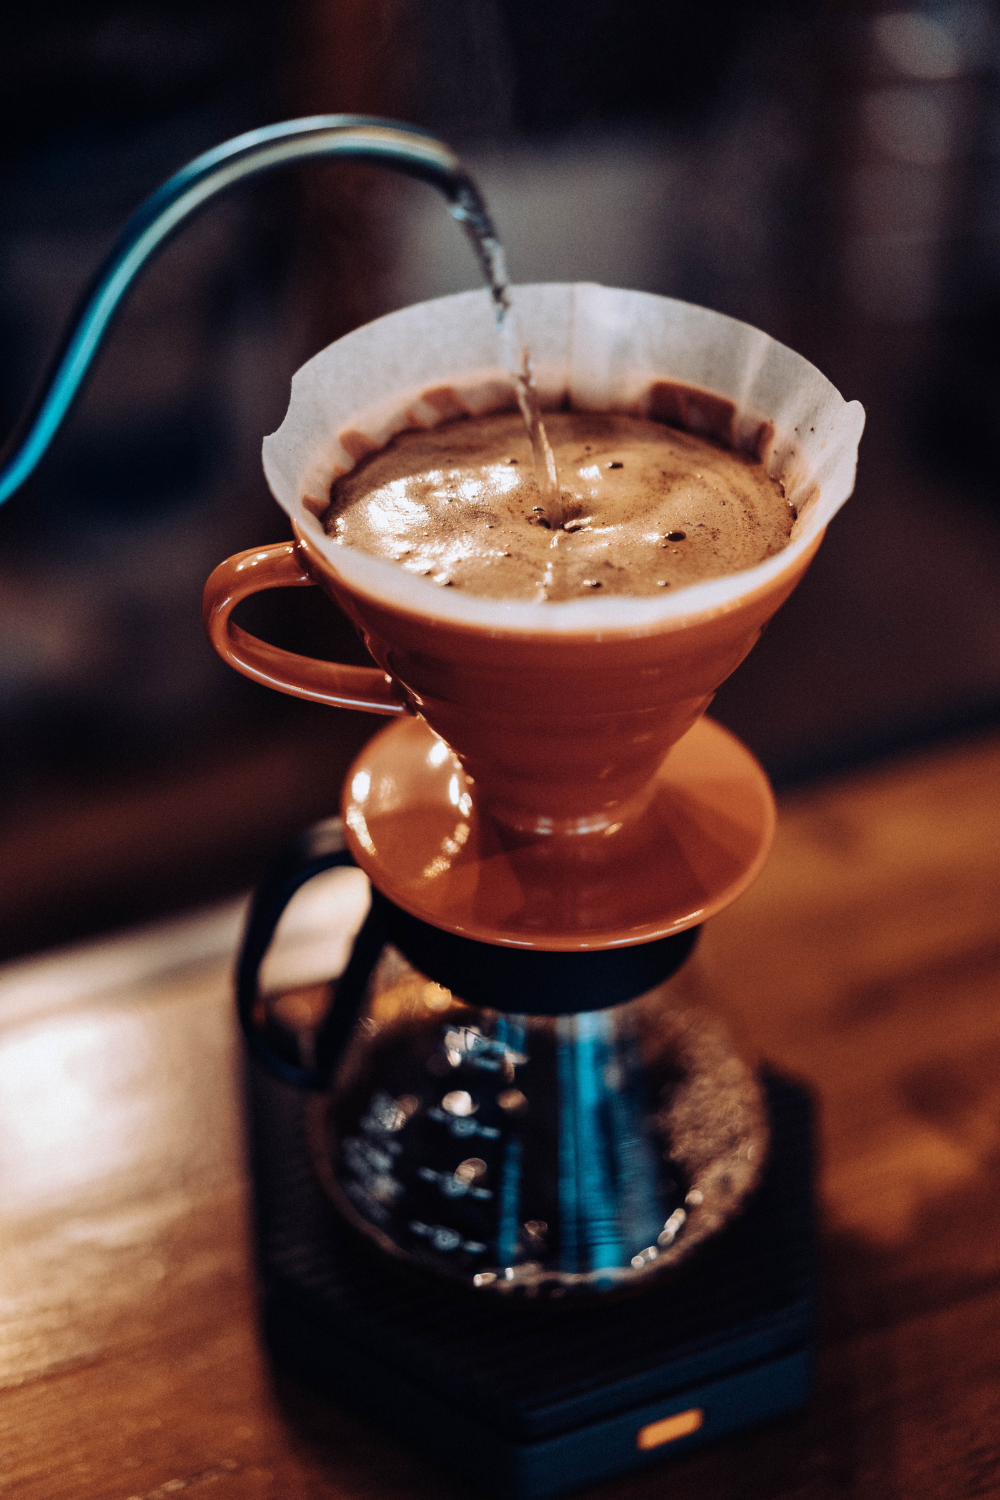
xmin=250 ymin=1066 xmax=817 ymax=1500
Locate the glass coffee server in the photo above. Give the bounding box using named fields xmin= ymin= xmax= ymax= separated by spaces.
xmin=239 ymin=816 xmax=769 ymax=1300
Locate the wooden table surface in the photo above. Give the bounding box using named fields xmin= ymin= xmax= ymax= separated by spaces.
xmin=3 ymin=730 xmax=1000 ymax=1500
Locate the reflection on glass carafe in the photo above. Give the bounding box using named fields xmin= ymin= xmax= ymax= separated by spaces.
xmin=313 ymin=946 xmax=767 ymax=1299
xmin=240 ymin=823 xmax=769 ymax=1302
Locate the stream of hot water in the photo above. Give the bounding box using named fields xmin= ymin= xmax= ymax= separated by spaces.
xmin=447 ymin=180 xmax=564 ymax=529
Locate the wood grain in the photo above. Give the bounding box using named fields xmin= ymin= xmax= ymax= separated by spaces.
xmin=2 ymin=731 xmax=1000 ymax=1499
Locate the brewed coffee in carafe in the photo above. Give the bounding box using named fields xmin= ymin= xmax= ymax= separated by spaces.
xmin=317 ymin=941 xmax=766 ymax=1296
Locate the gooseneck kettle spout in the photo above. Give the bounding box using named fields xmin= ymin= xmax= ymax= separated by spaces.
xmin=0 ymin=115 xmax=511 ymax=508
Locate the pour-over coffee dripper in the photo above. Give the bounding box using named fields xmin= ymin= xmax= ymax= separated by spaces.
xmin=205 ymin=282 xmax=864 ymax=1298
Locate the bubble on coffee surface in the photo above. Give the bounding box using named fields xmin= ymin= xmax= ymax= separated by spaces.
xmin=323 ymin=410 xmax=794 ymax=602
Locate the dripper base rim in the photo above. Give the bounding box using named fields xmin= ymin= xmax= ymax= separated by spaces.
xmin=341 ymin=714 xmax=776 ymax=951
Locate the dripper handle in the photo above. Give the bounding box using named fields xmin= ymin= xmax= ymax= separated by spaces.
xmin=237 ymin=817 xmax=386 ymax=1089
xmin=203 ymin=540 xmax=408 ymax=713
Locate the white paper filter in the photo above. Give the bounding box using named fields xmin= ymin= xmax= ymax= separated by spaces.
xmin=262 ymin=283 xmax=865 ymax=633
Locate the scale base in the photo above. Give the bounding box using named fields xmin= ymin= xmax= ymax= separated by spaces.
xmin=250 ymin=1066 xmax=817 ymax=1500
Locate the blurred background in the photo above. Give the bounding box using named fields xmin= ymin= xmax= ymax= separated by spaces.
xmin=1 ymin=0 xmax=999 ymax=959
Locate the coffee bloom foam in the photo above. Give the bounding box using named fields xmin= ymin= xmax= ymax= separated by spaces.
xmin=262 ymin=283 xmax=865 ymax=635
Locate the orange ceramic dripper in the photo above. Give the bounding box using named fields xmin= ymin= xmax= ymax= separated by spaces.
xmin=203 ymin=284 xmax=864 ymax=948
